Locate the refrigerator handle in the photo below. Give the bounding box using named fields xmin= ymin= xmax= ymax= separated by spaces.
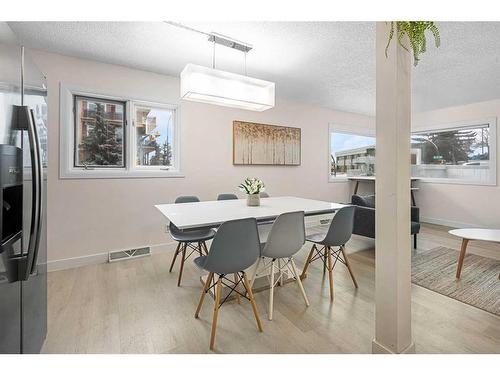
xmin=23 ymin=107 xmax=42 ymax=280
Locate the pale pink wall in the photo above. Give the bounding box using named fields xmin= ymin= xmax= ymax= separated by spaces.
xmin=29 ymin=50 xmax=374 ymax=263
xmin=412 ymin=99 xmax=500 ymax=228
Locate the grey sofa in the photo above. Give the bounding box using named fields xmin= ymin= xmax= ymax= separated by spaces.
xmin=351 ymin=194 xmax=420 ymax=249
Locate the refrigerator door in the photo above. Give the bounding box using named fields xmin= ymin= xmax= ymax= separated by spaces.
xmin=0 ymin=42 xmax=23 ymax=354
xmin=21 ymin=49 xmax=48 ymax=354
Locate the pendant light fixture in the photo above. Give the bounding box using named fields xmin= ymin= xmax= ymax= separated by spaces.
xmin=167 ymin=23 xmax=275 ymax=111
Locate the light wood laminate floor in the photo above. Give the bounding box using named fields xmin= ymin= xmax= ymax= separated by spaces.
xmin=42 ymin=223 xmax=500 ymax=354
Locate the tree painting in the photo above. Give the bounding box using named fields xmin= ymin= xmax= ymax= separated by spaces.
xmin=233 ymin=121 xmax=301 ymax=165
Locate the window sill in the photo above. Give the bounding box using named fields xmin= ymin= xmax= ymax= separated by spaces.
xmin=59 ymin=169 xmax=185 ymax=180
xmin=417 ymin=177 xmax=496 ymax=186
xmin=328 ymin=177 xmax=349 ymax=183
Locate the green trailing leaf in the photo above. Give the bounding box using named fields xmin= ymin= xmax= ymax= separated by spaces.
xmin=385 ymin=21 xmax=440 ymax=66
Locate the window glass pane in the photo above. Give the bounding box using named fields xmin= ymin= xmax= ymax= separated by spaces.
xmin=75 ymin=96 xmax=125 ymax=167
xmin=411 ymin=125 xmax=491 ymax=183
xmin=330 ymin=132 xmax=376 ymax=177
xmin=135 ymin=106 xmax=174 ymax=167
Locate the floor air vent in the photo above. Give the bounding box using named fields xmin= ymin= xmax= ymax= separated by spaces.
xmin=108 ymin=247 xmax=151 ymax=262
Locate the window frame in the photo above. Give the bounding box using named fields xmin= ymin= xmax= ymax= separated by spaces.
xmin=73 ymin=94 xmax=127 ymax=169
xmin=60 ymin=83 xmax=183 ymax=179
xmin=327 ymin=118 xmax=497 ymax=186
xmin=131 ymin=101 xmax=178 ymax=171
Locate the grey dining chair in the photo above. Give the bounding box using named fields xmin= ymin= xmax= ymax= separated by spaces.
xmin=217 ymin=193 xmax=238 ymax=200
xmin=250 ymin=211 xmax=309 ymax=320
xmin=169 ymin=196 xmax=216 ymax=287
xmin=194 ymin=217 xmax=263 ymax=351
xmin=300 ymin=206 xmax=358 ymax=302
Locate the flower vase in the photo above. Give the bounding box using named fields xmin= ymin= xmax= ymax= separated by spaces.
xmin=246 ymin=193 xmax=260 ymax=207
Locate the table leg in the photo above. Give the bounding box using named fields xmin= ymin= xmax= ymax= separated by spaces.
xmin=456 ymin=238 xmax=469 ymax=279
xmin=411 ymin=190 xmax=416 ymax=206
xmin=353 ymin=181 xmax=360 ymax=195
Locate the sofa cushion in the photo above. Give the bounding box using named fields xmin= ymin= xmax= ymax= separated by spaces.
xmin=351 ymin=194 xmax=376 ymax=208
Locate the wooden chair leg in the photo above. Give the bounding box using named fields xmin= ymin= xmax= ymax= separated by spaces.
xmin=195 ymin=272 xmax=214 ymax=318
xmin=177 ymin=243 xmax=187 ymax=287
xmin=456 ymin=238 xmax=469 ymax=279
xmin=197 ymin=242 xmax=203 ymax=256
xmin=249 ymin=257 xmax=262 ymax=289
xmin=202 ymin=241 xmax=209 ymax=255
xmin=300 ymin=244 xmax=316 ymax=279
xmin=169 ymin=242 xmax=181 ymax=272
xmin=327 ymin=246 xmax=334 ymax=302
xmin=209 ymin=276 xmax=222 ymax=351
xmin=341 ymin=245 xmax=358 ymax=288
xmin=242 ymin=272 xmax=263 ymax=332
xmin=290 ymin=258 xmax=310 ymax=307
xmin=233 ymin=273 xmax=241 ymax=304
xmin=268 ymin=260 xmax=275 ymax=320
xmin=323 ymin=246 xmax=327 ymax=275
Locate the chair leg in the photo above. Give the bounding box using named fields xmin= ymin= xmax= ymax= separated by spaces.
xmin=209 ymin=276 xmax=222 ymax=351
xmin=201 ymin=241 xmax=209 ymax=255
xmin=169 ymin=242 xmax=181 ymax=272
xmin=177 ymin=243 xmax=187 ymax=287
xmin=323 ymin=246 xmax=327 ymax=275
xmin=233 ymin=273 xmax=241 ymax=304
xmin=300 ymin=244 xmax=316 ymax=279
xmin=413 ymin=234 xmax=417 ymax=249
xmin=327 ymin=246 xmax=334 ymax=302
xmin=242 ymin=272 xmax=263 ymax=332
xmin=249 ymin=257 xmax=262 ymax=289
xmin=290 ymin=258 xmax=310 ymax=307
xmin=195 ymin=272 xmax=214 ymax=318
xmin=340 ymin=245 xmax=358 ymax=288
xmin=197 ymin=242 xmax=203 ymax=256
xmin=268 ymin=261 xmax=275 ymax=320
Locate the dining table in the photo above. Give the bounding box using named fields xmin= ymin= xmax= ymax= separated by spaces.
xmin=155 ymin=196 xmax=348 ymax=292
xmin=155 ymin=196 xmax=347 ymax=231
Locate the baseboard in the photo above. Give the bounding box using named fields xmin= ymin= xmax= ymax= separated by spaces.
xmin=47 ymin=241 xmax=176 ymax=272
xmin=372 ymin=339 xmax=415 ymax=354
xmin=420 ymin=216 xmax=479 ymax=229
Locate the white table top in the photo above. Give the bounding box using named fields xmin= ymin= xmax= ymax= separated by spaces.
xmin=449 ymin=228 xmax=500 ymax=243
xmin=155 ymin=196 xmax=347 ymax=230
xmin=347 ymin=176 xmax=420 ymax=181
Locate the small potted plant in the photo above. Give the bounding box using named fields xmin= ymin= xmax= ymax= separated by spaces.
xmin=238 ymin=177 xmax=265 ymax=207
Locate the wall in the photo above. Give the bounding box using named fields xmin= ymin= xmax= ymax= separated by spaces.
xmin=412 ymin=99 xmax=500 ymax=228
xmin=28 ymin=50 xmax=375 ymax=269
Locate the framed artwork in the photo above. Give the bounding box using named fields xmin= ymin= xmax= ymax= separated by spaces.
xmin=233 ymin=121 xmax=301 ymax=165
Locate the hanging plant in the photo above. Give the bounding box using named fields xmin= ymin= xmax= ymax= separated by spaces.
xmin=385 ymin=21 xmax=441 ymax=66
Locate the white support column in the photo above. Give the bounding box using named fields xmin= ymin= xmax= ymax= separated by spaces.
xmin=372 ymin=22 xmax=415 ymax=354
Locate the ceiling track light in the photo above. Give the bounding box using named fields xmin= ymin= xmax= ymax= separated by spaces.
xmin=165 ymin=21 xmax=275 ymax=112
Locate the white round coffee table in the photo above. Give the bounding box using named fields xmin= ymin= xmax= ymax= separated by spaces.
xmin=448 ymin=228 xmax=500 ymax=279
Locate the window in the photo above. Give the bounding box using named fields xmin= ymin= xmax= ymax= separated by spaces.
xmin=329 ymin=119 xmax=496 ymax=185
xmin=329 ymin=130 xmax=376 ymax=179
xmin=60 ymin=85 xmax=182 ymax=179
xmin=74 ymin=96 xmax=126 ymax=168
xmin=411 ymin=120 xmax=496 ymax=185
xmin=133 ymin=104 xmax=175 ymax=169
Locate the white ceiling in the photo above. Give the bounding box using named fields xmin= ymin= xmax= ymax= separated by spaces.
xmin=7 ymin=21 xmax=500 ymax=115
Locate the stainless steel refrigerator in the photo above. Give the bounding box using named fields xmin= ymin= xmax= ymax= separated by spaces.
xmin=0 ymin=40 xmax=48 ymax=353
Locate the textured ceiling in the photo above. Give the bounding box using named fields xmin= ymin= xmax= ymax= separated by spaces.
xmin=7 ymin=21 xmax=500 ymax=115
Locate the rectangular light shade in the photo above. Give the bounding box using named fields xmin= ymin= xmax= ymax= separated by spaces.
xmin=180 ymin=64 xmax=275 ymax=111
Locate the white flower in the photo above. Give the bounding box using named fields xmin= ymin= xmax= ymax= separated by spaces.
xmin=238 ymin=177 xmax=265 ymax=195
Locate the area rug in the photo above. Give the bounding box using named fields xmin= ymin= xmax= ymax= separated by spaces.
xmin=411 ymin=246 xmax=500 ymax=316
